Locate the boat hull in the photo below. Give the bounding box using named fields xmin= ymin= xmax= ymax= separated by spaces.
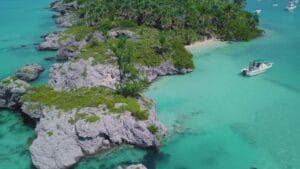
xmin=241 ymin=63 xmax=273 ymax=76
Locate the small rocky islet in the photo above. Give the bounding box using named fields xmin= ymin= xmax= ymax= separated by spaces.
xmin=0 ymin=0 xmax=261 ymax=168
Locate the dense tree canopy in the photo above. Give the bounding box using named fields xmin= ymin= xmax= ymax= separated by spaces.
xmin=76 ymin=0 xmax=262 ymax=41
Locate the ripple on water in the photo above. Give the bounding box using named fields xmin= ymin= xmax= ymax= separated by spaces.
xmin=0 ymin=110 xmax=34 ymax=169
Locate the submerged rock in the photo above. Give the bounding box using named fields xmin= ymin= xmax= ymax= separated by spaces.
xmin=45 ymin=56 xmax=56 ymax=61
xmin=49 ymin=57 xmax=120 ymax=91
xmin=118 ymin=164 xmax=147 ymax=169
xmin=22 ymin=97 xmax=166 ymax=169
xmin=0 ymin=77 xmax=30 ymax=109
xmin=15 ymin=64 xmax=44 ymax=82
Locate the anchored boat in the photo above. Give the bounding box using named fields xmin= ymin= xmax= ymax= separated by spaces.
xmin=241 ymin=60 xmax=273 ymax=76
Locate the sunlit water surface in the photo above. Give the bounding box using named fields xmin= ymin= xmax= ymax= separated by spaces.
xmin=1 ymin=0 xmax=300 ymax=169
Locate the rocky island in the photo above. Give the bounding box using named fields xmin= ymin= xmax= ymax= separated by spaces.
xmin=0 ymin=0 xmax=261 ymax=168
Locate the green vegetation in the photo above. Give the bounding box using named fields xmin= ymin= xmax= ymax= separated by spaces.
xmin=68 ymin=113 xmax=100 ymax=124
xmin=66 ymin=25 xmax=194 ymax=69
xmin=0 ymin=76 xmax=26 ymax=87
xmin=111 ymin=38 xmax=148 ymax=97
xmin=47 ymin=131 xmax=53 ymax=137
xmin=1 ymin=78 xmax=11 ymax=85
xmin=132 ymin=110 xmax=149 ymax=121
xmin=75 ymin=0 xmax=261 ymax=41
xmin=62 ymin=25 xmax=95 ymax=41
xmin=148 ymin=124 xmax=158 ymax=134
xmin=21 ymin=86 xmax=149 ymax=120
xmin=26 ymin=104 xmax=41 ymax=111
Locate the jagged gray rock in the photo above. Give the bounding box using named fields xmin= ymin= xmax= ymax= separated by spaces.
xmin=50 ymin=0 xmax=78 ymax=13
xmin=50 ymin=1 xmax=78 ymax=28
xmin=88 ymin=31 xmax=105 ymax=42
xmin=118 ymin=164 xmax=147 ymax=169
xmin=38 ymin=32 xmax=86 ymax=60
xmin=38 ymin=32 xmax=61 ymax=51
xmin=21 ymin=102 xmax=44 ymax=119
xmin=55 ymin=13 xmax=74 ymax=28
xmin=56 ymin=47 xmax=78 ymax=61
xmin=15 ymin=64 xmax=44 ymax=82
xmin=108 ymin=29 xmax=139 ymax=39
xmin=136 ymin=62 xmax=193 ymax=82
xmin=0 ymin=77 xmax=30 ymax=109
xmin=22 ymin=97 xmax=166 ymax=169
xmin=49 ymin=57 xmax=120 ymax=91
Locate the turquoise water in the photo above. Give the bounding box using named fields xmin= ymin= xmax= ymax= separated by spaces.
xmin=77 ymin=0 xmax=300 ymax=169
xmin=1 ymin=0 xmax=300 ymax=169
xmin=0 ymin=0 xmax=55 ymax=168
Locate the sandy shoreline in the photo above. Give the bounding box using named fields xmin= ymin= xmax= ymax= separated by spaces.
xmin=185 ymin=38 xmax=224 ymax=51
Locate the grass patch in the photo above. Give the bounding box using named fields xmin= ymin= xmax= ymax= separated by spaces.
xmin=61 ymin=25 xmax=95 ymax=41
xmin=78 ymin=40 xmax=116 ymax=65
xmin=148 ymin=124 xmax=158 ymax=134
xmin=21 ymin=86 xmax=149 ymax=120
xmin=68 ymin=113 xmax=100 ymax=125
xmin=47 ymin=131 xmax=53 ymax=137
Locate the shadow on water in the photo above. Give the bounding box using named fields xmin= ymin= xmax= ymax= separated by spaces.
xmin=0 ymin=44 xmax=38 ymax=53
xmin=229 ymin=123 xmax=257 ymax=146
xmin=264 ymin=77 xmax=300 ymax=94
xmin=140 ymin=148 xmax=171 ymax=169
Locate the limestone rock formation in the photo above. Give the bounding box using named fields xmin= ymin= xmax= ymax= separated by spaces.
xmin=49 ymin=57 xmax=120 ymax=91
xmin=22 ymin=97 xmax=166 ymax=169
xmin=15 ymin=64 xmax=44 ymax=82
xmin=0 ymin=77 xmax=30 ymax=109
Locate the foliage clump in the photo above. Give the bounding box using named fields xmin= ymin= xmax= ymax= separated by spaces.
xmin=68 ymin=113 xmax=100 ymax=124
xmin=21 ymin=86 xmax=149 ymax=120
xmin=76 ymin=0 xmax=261 ymax=41
xmin=148 ymin=124 xmax=158 ymax=134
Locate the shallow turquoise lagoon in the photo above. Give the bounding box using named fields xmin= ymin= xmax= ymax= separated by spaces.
xmin=1 ymin=0 xmax=300 ymax=169
xmin=0 ymin=0 xmax=55 ymax=168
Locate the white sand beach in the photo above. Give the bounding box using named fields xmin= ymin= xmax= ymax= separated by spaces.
xmin=185 ymin=38 xmax=224 ymax=51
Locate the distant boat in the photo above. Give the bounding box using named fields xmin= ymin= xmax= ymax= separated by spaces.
xmin=255 ymin=9 xmax=262 ymax=14
xmin=272 ymin=3 xmax=279 ymax=7
xmin=286 ymin=2 xmax=297 ymax=11
xmin=241 ymin=60 xmax=273 ymax=76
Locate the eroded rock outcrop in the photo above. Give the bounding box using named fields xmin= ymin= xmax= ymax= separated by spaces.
xmin=136 ymin=62 xmax=193 ymax=82
xmin=38 ymin=32 xmax=61 ymax=51
xmin=38 ymin=32 xmax=86 ymax=61
xmin=108 ymin=29 xmax=140 ymax=39
xmin=49 ymin=57 xmax=120 ymax=91
xmin=50 ymin=0 xmax=78 ymax=28
xmin=0 ymin=77 xmax=30 ymax=109
xmin=16 ymin=64 xmax=44 ymax=82
xmin=22 ymin=97 xmax=166 ymax=169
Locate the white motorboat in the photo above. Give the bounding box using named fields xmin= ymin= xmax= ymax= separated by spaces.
xmin=255 ymin=9 xmax=262 ymax=14
xmin=286 ymin=2 xmax=297 ymax=11
xmin=241 ymin=61 xmax=273 ymax=76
